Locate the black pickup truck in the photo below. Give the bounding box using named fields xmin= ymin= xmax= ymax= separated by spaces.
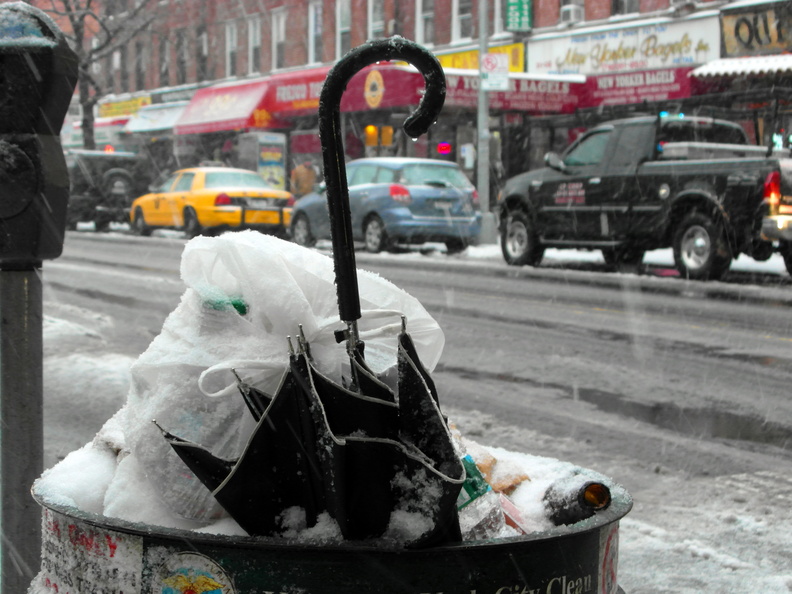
xmin=497 ymin=114 xmax=792 ymax=280
xmin=66 ymin=149 xmax=156 ymax=231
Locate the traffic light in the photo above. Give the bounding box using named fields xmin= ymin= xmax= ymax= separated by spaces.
xmin=0 ymin=3 xmax=78 ymax=267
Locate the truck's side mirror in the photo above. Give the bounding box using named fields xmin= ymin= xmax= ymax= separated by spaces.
xmin=544 ymin=152 xmax=566 ymax=173
xmin=0 ymin=3 xmax=78 ymax=267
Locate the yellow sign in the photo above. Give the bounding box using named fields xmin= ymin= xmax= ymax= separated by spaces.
xmin=98 ymin=96 xmax=152 ymax=118
xmin=364 ymin=70 xmax=385 ymax=108
xmin=436 ymin=43 xmax=524 ymax=72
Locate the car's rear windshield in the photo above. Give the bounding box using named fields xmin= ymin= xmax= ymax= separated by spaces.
xmin=204 ymin=171 xmax=272 ymax=189
xmin=399 ymin=164 xmax=474 ymax=188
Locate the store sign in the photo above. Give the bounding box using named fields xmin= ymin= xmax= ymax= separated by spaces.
xmin=580 ymin=67 xmax=695 ymax=108
xmin=98 ymin=95 xmax=151 ymax=118
xmin=506 ymin=0 xmax=532 ymax=32
xmin=444 ymin=72 xmax=581 ymax=113
xmin=437 ymin=43 xmax=524 ymax=72
xmin=529 ymin=16 xmax=718 ymax=74
xmin=722 ymin=3 xmax=792 ymax=57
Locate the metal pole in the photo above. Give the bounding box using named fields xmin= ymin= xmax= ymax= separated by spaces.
xmin=0 ymin=266 xmax=43 ymax=593
xmin=477 ymin=0 xmax=498 ymax=244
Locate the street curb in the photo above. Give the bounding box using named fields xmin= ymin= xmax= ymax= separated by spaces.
xmin=66 ymin=231 xmax=792 ymax=307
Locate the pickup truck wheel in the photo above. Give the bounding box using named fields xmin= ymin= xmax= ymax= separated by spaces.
xmin=183 ymin=208 xmax=203 ymax=239
xmin=780 ymin=241 xmax=792 ymax=276
xmin=501 ymin=211 xmax=544 ymax=266
xmin=363 ymin=215 xmax=388 ymax=253
xmin=131 ymin=208 xmax=152 ymax=236
xmin=673 ymin=212 xmax=731 ymax=280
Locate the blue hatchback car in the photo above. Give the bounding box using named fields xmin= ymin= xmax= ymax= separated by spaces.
xmin=290 ymin=157 xmax=482 ymax=253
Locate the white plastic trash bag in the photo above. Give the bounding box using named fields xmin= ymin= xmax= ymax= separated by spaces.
xmin=123 ymin=231 xmax=445 ymax=522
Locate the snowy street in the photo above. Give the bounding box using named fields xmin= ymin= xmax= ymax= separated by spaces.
xmin=39 ymin=231 xmax=792 ymax=593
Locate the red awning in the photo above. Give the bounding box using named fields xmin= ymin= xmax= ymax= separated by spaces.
xmin=174 ymin=79 xmax=289 ymax=135
xmin=265 ymin=64 xmax=425 ymax=117
xmin=176 ymin=64 xmax=588 ymax=136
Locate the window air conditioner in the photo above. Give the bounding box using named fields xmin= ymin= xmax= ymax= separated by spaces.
xmin=560 ymin=4 xmax=584 ymax=24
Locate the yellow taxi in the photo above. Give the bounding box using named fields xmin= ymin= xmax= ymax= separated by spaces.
xmin=129 ymin=167 xmax=294 ymax=237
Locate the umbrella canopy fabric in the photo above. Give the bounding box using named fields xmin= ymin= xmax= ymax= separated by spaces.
xmin=163 ymin=325 xmax=464 ymax=547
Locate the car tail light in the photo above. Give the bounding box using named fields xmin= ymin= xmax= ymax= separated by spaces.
xmin=763 ymin=171 xmax=781 ymax=208
xmin=214 ymin=193 xmax=232 ymax=206
xmin=286 ymin=195 xmax=295 ymax=207
xmin=471 ymin=188 xmax=479 ymax=205
xmin=389 ymin=184 xmax=412 ymax=204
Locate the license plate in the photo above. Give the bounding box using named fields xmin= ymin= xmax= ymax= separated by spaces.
xmin=434 ymin=200 xmax=454 ymax=210
xmin=248 ymin=198 xmax=276 ymax=209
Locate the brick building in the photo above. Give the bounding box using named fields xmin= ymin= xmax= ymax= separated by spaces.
xmin=53 ymin=0 xmax=791 ymax=188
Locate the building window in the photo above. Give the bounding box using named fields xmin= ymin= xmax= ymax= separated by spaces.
xmin=135 ymin=40 xmax=146 ymax=89
xmin=612 ymin=0 xmax=640 ymax=15
xmin=248 ymin=16 xmax=261 ymax=74
xmin=272 ymin=9 xmax=286 ymax=69
xmin=416 ymin=0 xmax=435 ymax=45
xmin=453 ymin=0 xmax=473 ymax=42
xmin=493 ymin=0 xmax=507 ymax=35
xmin=175 ymin=29 xmax=188 ymax=85
xmin=337 ymin=0 xmax=350 ymax=59
xmin=105 ymin=55 xmax=114 ymax=92
xmin=159 ymin=36 xmax=169 ymax=87
xmin=197 ymin=25 xmax=208 ymax=82
xmin=225 ymin=21 xmax=238 ymax=77
xmin=119 ymin=45 xmax=129 ymax=92
xmin=368 ymin=0 xmax=385 ymax=40
xmin=308 ymin=1 xmax=323 ymax=63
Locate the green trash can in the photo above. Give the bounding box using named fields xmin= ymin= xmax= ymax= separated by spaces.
xmin=30 ymin=485 xmax=631 ymax=594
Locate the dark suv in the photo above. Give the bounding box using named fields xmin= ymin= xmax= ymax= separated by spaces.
xmin=66 ymin=149 xmax=156 ymax=231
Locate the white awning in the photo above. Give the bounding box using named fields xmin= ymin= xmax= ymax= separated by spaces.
xmin=691 ymin=54 xmax=792 ymax=78
xmin=124 ymin=101 xmax=188 ymax=134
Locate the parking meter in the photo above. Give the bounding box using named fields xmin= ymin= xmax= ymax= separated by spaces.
xmin=0 ymin=4 xmax=78 ymax=592
xmin=0 ymin=2 xmax=78 ymax=268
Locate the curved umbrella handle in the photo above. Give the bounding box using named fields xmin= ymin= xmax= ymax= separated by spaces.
xmin=319 ymin=38 xmax=446 ymax=326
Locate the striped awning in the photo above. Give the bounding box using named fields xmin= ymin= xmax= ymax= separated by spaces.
xmin=691 ymin=54 xmax=792 ymax=78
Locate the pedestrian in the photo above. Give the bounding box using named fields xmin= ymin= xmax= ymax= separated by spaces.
xmin=290 ymin=160 xmax=318 ymax=197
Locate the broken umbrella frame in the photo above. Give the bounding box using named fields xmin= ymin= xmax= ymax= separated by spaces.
xmin=160 ymin=38 xmax=465 ymax=548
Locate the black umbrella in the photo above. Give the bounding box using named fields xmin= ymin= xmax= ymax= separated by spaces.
xmin=159 ymin=38 xmax=464 ymax=548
